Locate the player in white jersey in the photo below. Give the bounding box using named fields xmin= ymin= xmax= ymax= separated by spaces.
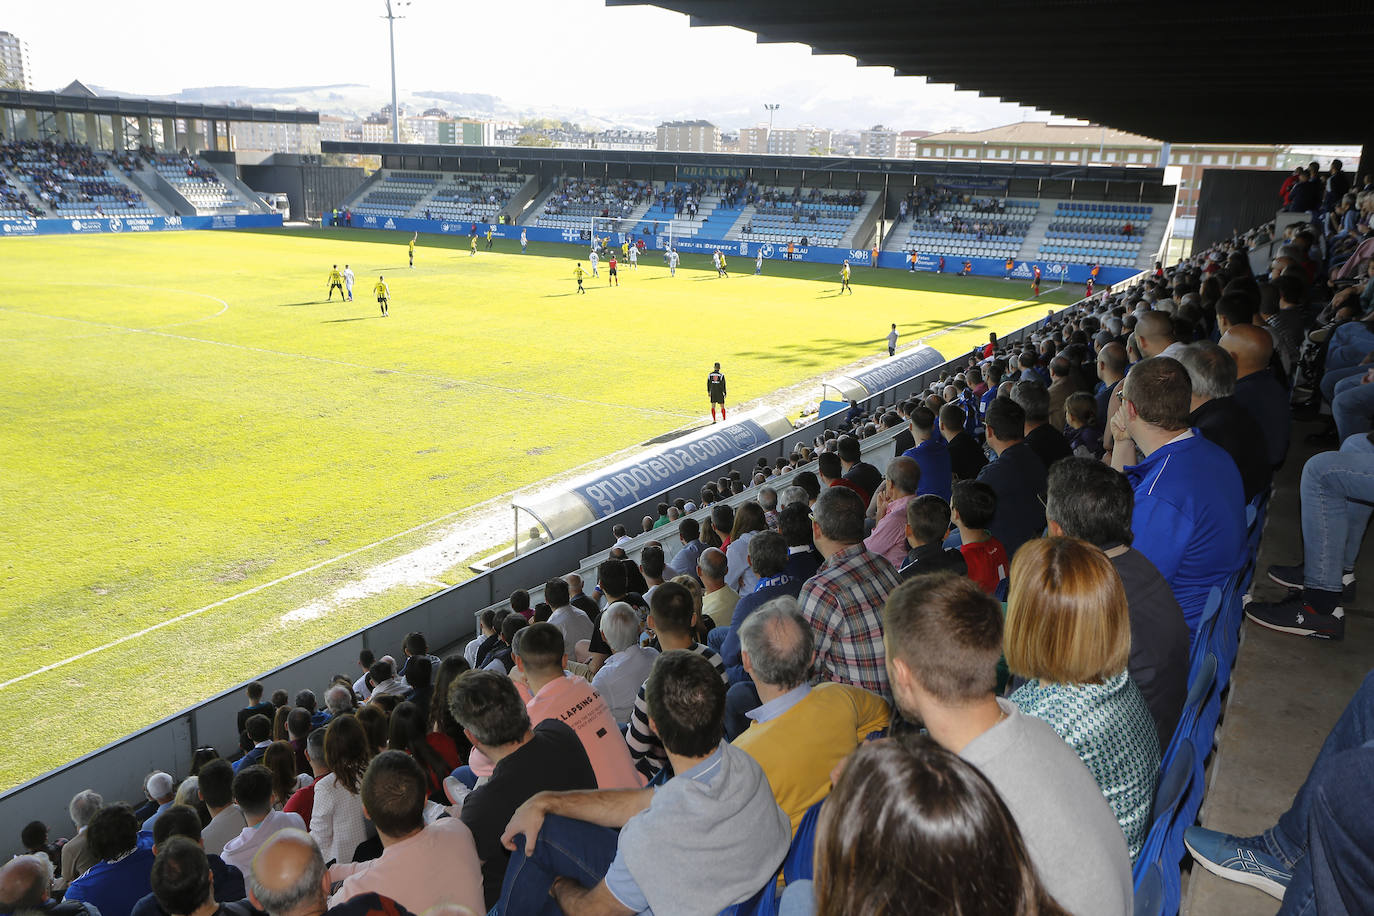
xmin=668 ymin=248 xmax=679 ymax=277
xmin=755 ymin=249 xmax=763 ymax=275
xmin=520 ymin=229 xmax=528 ymax=253
xmin=628 ymin=246 xmax=638 ymax=269
xmin=711 ymin=250 xmax=721 ymax=275
xmin=589 ymin=249 xmax=600 ymax=277
xmin=343 ymin=264 xmax=355 ymax=301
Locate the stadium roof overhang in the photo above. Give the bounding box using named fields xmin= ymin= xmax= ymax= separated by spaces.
xmin=0 ymin=89 xmax=319 ymax=125
xmin=321 ymin=140 xmax=1166 ymax=185
xmin=606 ymin=0 xmax=1373 ymax=145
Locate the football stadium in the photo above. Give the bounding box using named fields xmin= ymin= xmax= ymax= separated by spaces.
xmin=0 ymin=3 xmax=1370 ymax=914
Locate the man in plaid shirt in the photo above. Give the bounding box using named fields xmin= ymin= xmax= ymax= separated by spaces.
xmin=799 ymin=486 xmax=902 ymax=701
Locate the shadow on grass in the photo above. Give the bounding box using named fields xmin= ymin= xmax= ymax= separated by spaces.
xmin=321 ymin=316 xmax=383 ymax=323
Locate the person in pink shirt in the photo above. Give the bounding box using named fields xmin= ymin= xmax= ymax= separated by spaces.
xmin=863 ymin=456 xmax=920 ymax=567
xmin=465 ymin=623 xmax=644 ymax=790
xmin=328 ymin=751 xmax=483 ymax=915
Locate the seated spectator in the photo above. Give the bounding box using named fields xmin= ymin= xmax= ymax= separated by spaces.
xmin=1045 ymin=458 xmax=1189 ymax=749
xmin=777 ymin=503 xmax=822 ymax=583
xmin=1005 ymin=538 xmax=1160 ymax=859
xmin=882 ymin=574 xmax=1132 ymax=914
xmin=898 ymin=494 xmax=967 ymax=580
xmin=666 ymin=517 xmax=703 ymax=578
xmin=449 ymin=670 xmax=597 ymax=910
xmin=940 ymin=404 xmax=987 ymax=480
xmin=62 ymin=790 xmax=103 ymax=884
xmin=900 ymin=407 xmax=952 ymax=500
xmin=326 ymin=752 xmax=483 ymax=914
xmin=1014 ymin=379 xmax=1073 ymax=471
xmin=0 ymin=854 xmax=100 ymax=916
xmin=308 ymin=717 xmax=374 ymax=867
xmin=146 ymin=837 xmax=252 ymax=916
xmin=799 ymin=487 xmax=901 ymax=700
xmin=724 ymin=502 xmax=768 ymax=594
xmin=732 ymin=597 xmax=889 ymax=832
xmin=1185 ymin=669 xmax=1374 ymax=908
xmin=817 ymin=451 xmax=869 ymax=505
xmin=1108 ymin=356 xmax=1246 ymax=631
xmin=950 ymin=480 xmax=1008 ymax=595
xmin=697 ymin=548 xmax=738 ymax=629
xmin=1220 ymin=324 xmax=1291 ymax=467
xmin=1245 ymin=431 xmax=1374 ymax=640
xmin=463 ymin=613 xmax=498 ymax=669
xmin=285 ymin=709 xmax=312 ymax=776
xmin=1135 ymin=311 xmax=1185 ymax=359
xmin=221 ymin=767 xmax=306 ymax=879
xmin=246 ymin=829 xmax=414 ymax=916
xmin=496 ymin=651 xmax=791 ymax=916
xmin=584 ymin=560 xmax=648 ymax=673
xmin=234 ymin=716 xmax=272 ymax=772
xmin=639 ymin=545 xmax=667 ymax=602
xmin=591 ymin=603 xmax=659 ymax=723
xmin=715 ymin=532 xmax=802 ymax=680
xmin=471 ymin=621 xmax=642 ymax=789
xmin=1063 ymin=392 xmax=1102 ymax=458
xmin=295 ymin=691 xmax=329 ymax=731
xmin=193 ymin=761 xmax=243 ymax=859
xmin=323 ymin=685 xmax=353 ymax=720
xmin=863 ymin=457 xmax=922 ymax=566
xmin=1176 ymin=342 xmax=1272 ymax=502
xmin=64 ymin=803 xmax=156 ymax=916
xmin=1094 ymin=342 xmax=1128 ymax=437
xmin=1047 ymin=356 xmax=1078 ymax=431
xmin=366 ymin=659 xmax=408 ymax=700
xmin=386 ymin=702 xmax=456 ymax=803
xmin=627 ymin=582 xmax=727 ymax=779
xmin=481 ymin=616 xmax=526 ymax=676
xmin=131 ymin=806 xmax=246 ymax=916
xmin=236 ymin=682 xmax=274 ymax=737
xmin=977 ymin=397 xmax=1048 ymax=559
xmin=283 ymin=729 xmax=327 ymax=828
xmin=264 ymin=742 xmax=311 ymax=812
xmin=779 ymin=735 xmax=1071 ymax=916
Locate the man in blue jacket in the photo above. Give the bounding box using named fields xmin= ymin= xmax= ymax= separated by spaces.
xmin=1108 ymin=356 xmax=1246 ymax=633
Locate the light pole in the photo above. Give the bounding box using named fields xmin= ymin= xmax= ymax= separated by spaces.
xmin=383 ymin=0 xmax=410 ymax=143
xmin=763 ymin=103 xmax=780 ymax=154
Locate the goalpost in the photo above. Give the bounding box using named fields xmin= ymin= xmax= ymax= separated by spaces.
xmin=588 ymin=215 xmax=683 ymax=259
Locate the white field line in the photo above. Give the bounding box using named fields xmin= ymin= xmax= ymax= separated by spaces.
xmin=0 ymin=283 xmax=1050 ymax=688
xmin=0 ymin=305 xmax=697 ymax=420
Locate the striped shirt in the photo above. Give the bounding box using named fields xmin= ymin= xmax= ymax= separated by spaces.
xmin=625 ymin=642 xmax=727 ymax=780
xmin=798 ymin=543 xmax=901 ymax=701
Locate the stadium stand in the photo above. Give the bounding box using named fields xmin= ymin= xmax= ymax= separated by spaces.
xmin=895 ymin=186 xmax=1037 ymax=261
xmin=345 ymin=170 xmax=531 ymax=224
xmin=1039 ymin=201 xmax=1154 ymax=267
xmin=14 ymin=160 xmax=1374 ymax=915
xmin=734 ymin=186 xmax=869 ymax=247
xmin=0 ymin=140 xmax=156 ymax=217
xmin=533 ymin=176 xmax=654 ymax=231
xmin=149 ymin=152 xmax=256 ymax=215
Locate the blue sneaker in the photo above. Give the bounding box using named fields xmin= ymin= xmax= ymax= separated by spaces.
xmin=1184 ymin=826 xmax=1291 ymax=900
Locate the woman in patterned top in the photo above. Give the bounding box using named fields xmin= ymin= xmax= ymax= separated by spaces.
xmin=1004 ymin=537 xmax=1161 ymax=860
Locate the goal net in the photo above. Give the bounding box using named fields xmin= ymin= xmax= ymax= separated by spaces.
xmin=589 ymin=216 xmax=681 ymax=257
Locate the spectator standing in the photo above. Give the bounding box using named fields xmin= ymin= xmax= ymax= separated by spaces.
xmin=976 ymin=398 xmax=1048 ymax=559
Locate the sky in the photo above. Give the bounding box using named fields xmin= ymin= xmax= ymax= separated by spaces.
xmin=5 ymin=0 xmax=1051 ymax=132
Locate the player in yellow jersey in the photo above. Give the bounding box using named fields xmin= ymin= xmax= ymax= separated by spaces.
xmin=374 ymin=275 xmax=390 ymax=317
xmin=840 ymin=260 xmax=853 ymax=294
xmin=485 ymin=228 xmax=493 ymax=250
xmin=326 ymin=264 xmax=345 ymax=301
xmin=408 ymin=232 xmax=416 ymax=267
xmin=573 ymin=262 xmax=587 ymax=294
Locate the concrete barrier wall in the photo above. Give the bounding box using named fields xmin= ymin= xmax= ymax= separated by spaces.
xmin=0 ymin=276 xmax=1138 ymax=855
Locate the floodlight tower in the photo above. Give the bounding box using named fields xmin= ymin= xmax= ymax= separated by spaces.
xmin=764 ymin=103 xmax=781 ymax=133
xmin=383 ymin=0 xmax=411 ymax=143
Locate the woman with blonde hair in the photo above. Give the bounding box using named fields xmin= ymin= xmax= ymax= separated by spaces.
xmin=1004 ymin=536 xmax=1160 ymax=860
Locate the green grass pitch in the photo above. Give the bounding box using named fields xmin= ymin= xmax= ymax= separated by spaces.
xmin=0 ymin=226 xmax=1077 ymax=788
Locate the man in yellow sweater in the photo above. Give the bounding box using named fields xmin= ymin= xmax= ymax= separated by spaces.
xmin=731 ymin=596 xmax=890 ymax=832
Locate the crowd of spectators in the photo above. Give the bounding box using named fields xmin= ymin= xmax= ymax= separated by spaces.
xmin=542 ymin=178 xmax=652 ymax=219
xmin=148 ymin=152 xmax=219 ymax=182
xmin=0 ymin=140 xmax=145 ymax=210
xmin=18 ymin=161 xmax=1374 ymax=915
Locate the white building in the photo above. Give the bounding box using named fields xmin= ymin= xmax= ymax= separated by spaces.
xmin=0 ymin=31 xmax=30 ymax=90
xmin=657 ymin=120 xmax=720 ymax=152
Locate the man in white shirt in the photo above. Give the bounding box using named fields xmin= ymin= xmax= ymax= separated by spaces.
xmin=544 ymin=578 xmax=593 ymax=658
xmin=221 ymin=767 xmax=306 ymax=879
xmin=342 ymin=265 xmax=354 ymax=301
xmin=628 ymin=246 xmax=637 ymax=269
xmin=668 ymin=248 xmax=679 ymax=277
xmin=366 ymin=658 xmax=409 ymax=701
xmin=887 ymin=323 xmax=899 ymax=356
xmin=590 ymin=603 xmax=659 ymax=723
xmin=589 ymin=249 xmax=599 ymax=277
xmin=520 ymin=229 xmax=527 ymax=253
